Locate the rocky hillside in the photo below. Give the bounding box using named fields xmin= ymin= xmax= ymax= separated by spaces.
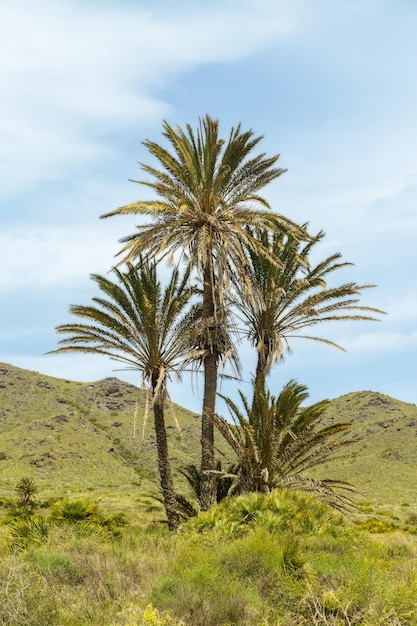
xmin=1 ymin=362 xmax=417 ymax=523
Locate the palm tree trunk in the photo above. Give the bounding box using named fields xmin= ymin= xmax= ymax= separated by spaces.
xmin=200 ymin=260 xmax=217 ymax=511
xmin=251 ymin=356 xmax=266 ymax=416
xmin=152 ymin=371 xmax=180 ymax=530
xmin=200 ymin=350 xmax=217 ymax=510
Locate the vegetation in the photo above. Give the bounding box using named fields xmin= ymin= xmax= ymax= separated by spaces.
xmin=101 ymin=115 xmax=306 ymax=509
xmin=15 ymin=477 xmax=38 ymax=512
xmin=180 ymin=459 xmax=239 ymax=505
xmin=1 ymin=363 xmax=417 ymax=525
xmin=231 ymin=227 xmax=384 ymax=396
xmin=2 ymin=490 xmax=417 ymax=625
xmin=39 ymin=116 xmax=382 ymax=521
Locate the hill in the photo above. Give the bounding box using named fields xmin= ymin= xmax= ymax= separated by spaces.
xmin=0 ymin=362 xmax=205 ymax=519
xmin=312 ymin=389 xmax=417 ymax=521
xmin=1 ymin=362 xmax=417 ymax=524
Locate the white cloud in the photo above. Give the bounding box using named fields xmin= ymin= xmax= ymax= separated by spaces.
xmin=0 ymin=222 xmax=124 ymax=292
xmin=0 ymin=210 xmax=198 ymax=294
xmin=1 ymin=0 xmax=417 ymax=409
xmin=336 ymin=329 xmax=417 ymax=355
xmin=0 ymin=0 xmax=304 ymax=198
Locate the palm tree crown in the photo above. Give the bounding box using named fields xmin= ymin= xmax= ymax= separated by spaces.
xmin=50 ymin=261 xmax=194 ymax=387
xmin=232 ymin=228 xmax=385 ymax=389
xmin=214 ymin=380 xmax=358 ymax=512
xmin=101 ymin=115 xmax=299 ymax=279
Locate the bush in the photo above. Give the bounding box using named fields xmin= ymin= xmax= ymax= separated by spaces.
xmin=9 ymin=516 xmax=50 ymax=550
xmin=356 ymin=517 xmax=397 ymax=533
xmin=48 ymin=498 xmax=128 ymax=537
xmin=186 ymin=490 xmax=347 ymax=539
xmin=49 ymin=498 xmax=101 ymax=522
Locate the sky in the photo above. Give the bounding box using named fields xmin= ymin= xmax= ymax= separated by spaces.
xmin=1 ymin=0 xmax=416 ymax=415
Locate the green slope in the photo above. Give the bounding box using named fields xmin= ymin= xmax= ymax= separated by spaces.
xmin=313 ymin=390 xmax=417 ymax=520
xmin=0 ymin=363 xmax=204 ymax=517
xmin=1 ymin=362 xmax=417 ymax=524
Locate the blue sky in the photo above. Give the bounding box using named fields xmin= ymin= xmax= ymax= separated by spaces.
xmin=1 ymin=0 xmax=416 ymax=414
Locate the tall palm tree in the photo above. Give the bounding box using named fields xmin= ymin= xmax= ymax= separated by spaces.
xmin=213 ymin=380 xmax=358 ymax=512
xmin=232 ymin=228 xmax=385 ymax=398
xmin=101 ymin=115 xmax=305 ymax=509
xmin=48 ymin=261 xmax=196 ymax=530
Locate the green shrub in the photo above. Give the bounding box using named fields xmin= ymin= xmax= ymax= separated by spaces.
xmin=9 ymin=516 xmax=50 ymax=550
xmin=47 ymin=498 xmax=127 ymax=538
xmin=186 ymin=490 xmax=346 ymax=539
xmin=49 ymin=498 xmax=101 ymax=522
xmin=356 ymin=517 xmax=397 ymax=533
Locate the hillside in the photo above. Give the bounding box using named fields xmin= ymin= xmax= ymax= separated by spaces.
xmin=313 ymin=389 xmax=417 ymax=520
xmin=1 ymin=362 xmax=417 ymax=524
xmin=0 ymin=362 xmax=205 ymax=518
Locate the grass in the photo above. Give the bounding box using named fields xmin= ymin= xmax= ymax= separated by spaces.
xmin=2 ymin=491 xmax=417 ymax=625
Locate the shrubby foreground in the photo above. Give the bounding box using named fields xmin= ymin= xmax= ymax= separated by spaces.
xmin=1 ymin=490 xmax=417 ymax=625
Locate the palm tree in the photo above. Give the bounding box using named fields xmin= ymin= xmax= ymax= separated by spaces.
xmin=213 ymin=380 xmax=358 ymax=512
xmin=48 ymin=260 xmax=196 ymax=530
xmin=232 ymin=228 xmax=384 ymax=397
xmin=15 ymin=477 xmax=38 ymax=511
xmin=101 ymin=115 xmax=305 ymax=509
